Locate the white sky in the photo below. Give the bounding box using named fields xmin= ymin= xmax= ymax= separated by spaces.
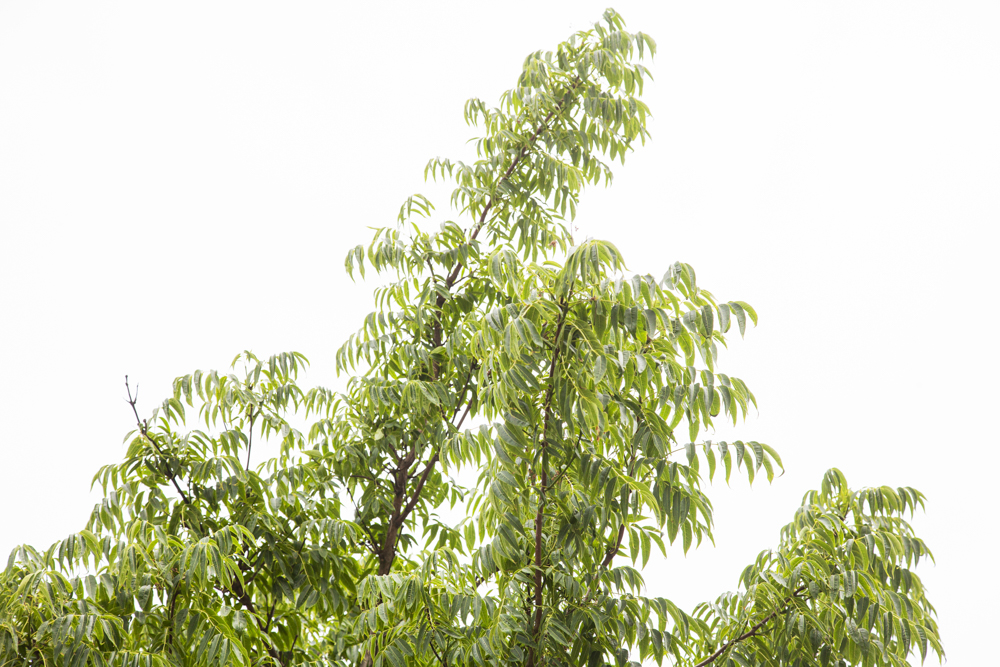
xmin=1 ymin=1 xmax=997 ymax=663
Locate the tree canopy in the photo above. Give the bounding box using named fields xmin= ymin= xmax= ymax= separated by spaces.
xmin=0 ymin=9 xmax=942 ymax=667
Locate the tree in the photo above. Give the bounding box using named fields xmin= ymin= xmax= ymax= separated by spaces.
xmin=0 ymin=9 xmax=942 ymax=667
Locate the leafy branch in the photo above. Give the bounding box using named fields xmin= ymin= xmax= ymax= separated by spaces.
xmin=125 ymin=376 xmax=191 ymax=506
xmin=693 ymin=585 xmax=808 ymax=667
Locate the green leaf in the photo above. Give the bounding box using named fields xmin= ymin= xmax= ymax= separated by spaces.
xmin=730 ymin=302 xmax=747 ymax=337
xmin=594 ymin=355 xmax=607 ymax=383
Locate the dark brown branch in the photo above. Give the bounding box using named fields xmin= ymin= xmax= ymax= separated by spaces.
xmin=601 ymin=524 xmax=627 ymax=570
xmin=452 ymin=366 xmax=477 ymax=422
xmin=429 ymin=640 xmax=447 ymax=667
xmin=584 ymin=398 xmax=649 ymax=578
xmin=125 ymin=376 xmax=192 ymax=506
xmin=424 ymin=608 xmax=449 ymax=667
xmin=346 ymin=489 xmax=382 ymax=555
xmin=375 ymin=370 xmax=476 ymax=576
xmin=165 ymin=586 xmax=179 ymax=652
xmin=240 ymin=550 xmax=265 ymax=591
xmin=693 ymin=585 xmax=808 ymax=667
xmin=596 ymin=437 xmax=644 ymax=571
xmin=371 ymin=444 xmax=419 ymax=576
xmin=399 ymin=453 xmax=439 ymax=526
xmin=582 ymin=504 xmax=627 ymax=606
xmin=378 ymin=480 xmax=409 ymax=575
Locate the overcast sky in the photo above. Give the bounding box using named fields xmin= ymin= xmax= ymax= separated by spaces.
xmin=1 ymin=1 xmax=997 ymax=663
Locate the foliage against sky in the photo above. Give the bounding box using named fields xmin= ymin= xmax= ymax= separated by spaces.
xmin=0 ymin=9 xmax=941 ymax=667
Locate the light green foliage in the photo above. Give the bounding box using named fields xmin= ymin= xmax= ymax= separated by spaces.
xmin=0 ymin=9 xmax=941 ymax=667
xmin=687 ymin=470 xmax=941 ymax=667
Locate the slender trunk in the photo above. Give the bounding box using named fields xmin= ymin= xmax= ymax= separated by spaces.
xmin=527 ymin=304 xmax=568 ymax=667
xmin=528 ymin=466 xmax=547 ymax=667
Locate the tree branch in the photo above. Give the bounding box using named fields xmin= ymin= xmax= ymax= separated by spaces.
xmin=364 ymin=73 xmax=587 ymax=667
xmin=442 ymin=77 xmax=583 ymax=292
xmin=399 ymin=452 xmax=439 ymax=526
xmin=454 ymin=402 xmax=472 ymax=432
xmin=693 ymin=585 xmax=808 ymax=667
xmin=600 ymin=524 xmax=626 ymax=570
xmin=544 ymin=435 xmax=582 ymax=491
xmin=218 ymin=581 xmax=285 ymax=666
xmin=125 ymin=376 xmax=192 ymax=506
xmin=430 ymin=76 xmax=585 ymax=376
xmin=265 ymin=596 xmax=278 ymax=633
xmin=452 ymin=365 xmax=477 ymax=422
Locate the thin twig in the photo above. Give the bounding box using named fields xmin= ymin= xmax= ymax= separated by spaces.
xmin=544 ymin=435 xmax=583 ymax=491
xmin=454 ymin=402 xmax=473 ymax=432
xmin=265 ymin=596 xmax=278 ymax=633
xmin=245 ymin=407 xmax=256 ymax=471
